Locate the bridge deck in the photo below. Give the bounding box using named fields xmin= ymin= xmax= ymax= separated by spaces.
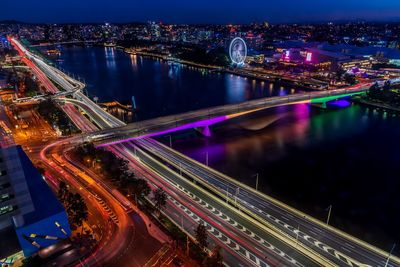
xmin=94 ymin=85 xmax=370 ymax=146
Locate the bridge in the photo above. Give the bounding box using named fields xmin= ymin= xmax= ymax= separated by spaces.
xmin=93 ymin=82 xmax=375 ymax=147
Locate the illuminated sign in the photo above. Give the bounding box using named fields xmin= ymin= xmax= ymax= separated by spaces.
xmin=306 ymin=52 xmax=312 ymax=62
xmin=284 ymin=50 xmax=290 ymax=61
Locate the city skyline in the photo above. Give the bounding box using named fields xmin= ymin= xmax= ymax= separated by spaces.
xmin=2 ymin=0 xmax=400 ymax=24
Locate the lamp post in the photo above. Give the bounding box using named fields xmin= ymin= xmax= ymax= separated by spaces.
xmin=252 ymin=173 xmax=259 ymax=191
xmin=203 ymin=151 xmax=208 ymax=166
xmin=326 ymin=205 xmax=332 ymax=225
xmin=296 ymin=225 xmax=300 ymax=247
xmin=166 ymin=135 xmax=172 ymax=148
xmin=234 ymin=187 xmax=239 ymax=207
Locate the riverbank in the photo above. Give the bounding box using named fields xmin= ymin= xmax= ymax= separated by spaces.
xmin=123 ymin=47 xmax=329 ymax=91
xmin=222 ymin=68 xmax=327 ymax=91
xmin=124 ymin=48 xmax=220 ymax=70
xmin=351 ymin=96 xmax=400 ymax=113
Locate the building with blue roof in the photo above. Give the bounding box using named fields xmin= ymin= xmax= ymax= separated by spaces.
xmin=0 ymin=145 xmax=71 ymax=259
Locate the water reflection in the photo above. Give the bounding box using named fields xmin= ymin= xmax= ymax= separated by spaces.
xmin=225 ymin=75 xmax=246 ymax=103
xmin=168 ymin=64 xmax=180 ymax=80
xmin=104 ymin=47 xmax=116 ymax=70
xmin=130 ymin=54 xmax=138 ymax=72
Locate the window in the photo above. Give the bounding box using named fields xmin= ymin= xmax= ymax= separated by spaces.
xmin=0 ymin=193 xmax=12 ymax=203
xmin=0 ymin=205 xmax=15 ymax=215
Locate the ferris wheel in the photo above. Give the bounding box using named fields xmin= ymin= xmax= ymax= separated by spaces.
xmin=229 ymin=37 xmax=247 ymax=65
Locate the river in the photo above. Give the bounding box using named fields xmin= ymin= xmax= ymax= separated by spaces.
xmin=55 ymin=45 xmax=399 ymax=255
xmin=55 ymin=46 xmax=298 ymax=121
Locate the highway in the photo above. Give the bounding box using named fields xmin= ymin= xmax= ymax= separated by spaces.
xmin=10 ymin=38 xmax=125 ymax=130
xmin=131 ymin=138 xmax=400 ymax=267
xmin=38 ymin=138 xmax=163 ymax=266
xmin=10 ymin=38 xmax=98 ymax=133
xmin=56 ymin=97 xmax=118 ymax=130
xmin=111 ymin=142 xmax=327 ymax=267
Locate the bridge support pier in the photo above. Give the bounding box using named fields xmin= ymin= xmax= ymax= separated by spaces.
xmin=311 ymin=102 xmax=327 ymax=109
xmin=196 ymin=126 xmax=212 ymax=137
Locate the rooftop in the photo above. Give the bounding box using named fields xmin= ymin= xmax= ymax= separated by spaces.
xmin=15 ymin=146 xmax=64 ymax=226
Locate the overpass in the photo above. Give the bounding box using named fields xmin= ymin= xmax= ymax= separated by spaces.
xmin=12 ymin=88 xmax=80 ymax=104
xmin=10 ymin=37 xmax=125 ymax=129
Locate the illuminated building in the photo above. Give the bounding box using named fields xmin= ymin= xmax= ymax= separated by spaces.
xmin=245 ymin=54 xmax=265 ymax=64
xmin=339 ymin=59 xmax=372 ymax=71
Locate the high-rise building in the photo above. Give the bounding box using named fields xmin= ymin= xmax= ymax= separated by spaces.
xmin=0 ymin=145 xmax=71 ymax=259
xmin=0 ymin=146 xmax=34 ymax=231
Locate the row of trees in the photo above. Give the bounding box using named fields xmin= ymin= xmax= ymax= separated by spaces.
xmin=58 ymin=181 xmax=89 ymax=231
xmin=74 ymin=143 xmax=153 ymax=205
xmin=37 ymin=99 xmax=78 ymax=135
xmin=366 ymin=81 xmax=399 ymax=106
xmin=335 ymin=68 xmax=357 ymax=85
xmin=177 ymin=46 xmax=230 ymax=67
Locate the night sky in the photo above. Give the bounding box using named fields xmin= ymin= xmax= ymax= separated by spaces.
xmin=2 ymin=0 xmax=400 ymax=24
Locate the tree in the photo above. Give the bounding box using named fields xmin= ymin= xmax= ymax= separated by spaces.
xmin=195 ymin=223 xmax=208 ymax=249
xmin=59 ymin=185 xmax=89 ymax=230
xmin=128 ymin=178 xmax=151 ymax=200
xmin=383 ymin=80 xmax=391 ymax=91
xmin=58 ymin=181 xmax=69 ymax=203
xmin=204 ymin=245 xmax=224 ymax=267
xmin=152 ymin=187 xmax=167 ymax=212
xmin=21 ymin=254 xmax=41 ymax=267
xmin=68 ymin=193 xmax=89 ymax=231
xmin=335 ymin=68 xmax=345 ymax=80
xmin=343 ymin=73 xmax=356 ymax=85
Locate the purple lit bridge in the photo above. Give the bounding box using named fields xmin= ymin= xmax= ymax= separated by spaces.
xmin=90 ymin=81 xmax=394 ymax=147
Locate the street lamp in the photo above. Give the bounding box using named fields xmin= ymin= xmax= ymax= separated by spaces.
xmin=252 ymin=173 xmax=259 ymax=191
xmin=326 ymin=205 xmax=332 ymax=225
xmin=165 ymin=135 xmax=172 ymax=148
xmin=234 ymin=187 xmax=239 ymax=207
xmin=295 ymin=225 xmax=300 ymax=247
xmin=203 ymin=151 xmax=209 ymax=166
